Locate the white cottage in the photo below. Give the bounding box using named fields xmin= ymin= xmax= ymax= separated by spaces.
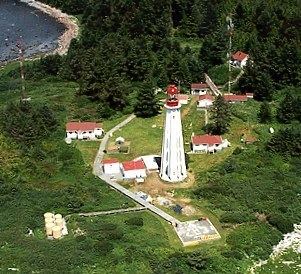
xmin=197 ymin=94 xmax=214 ymax=108
xmin=231 ymin=51 xmax=249 ymax=68
xmin=66 ymin=122 xmax=103 ymax=140
xmin=191 ymin=83 xmax=209 ymax=95
xmin=121 ymin=160 xmax=147 ymax=180
xmin=191 ymin=134 xmax=229 ymax=153
xmin=102 ymin=158 xmax=121 ymax=174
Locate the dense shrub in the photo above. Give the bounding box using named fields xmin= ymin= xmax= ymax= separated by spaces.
xmin=125 ymin=217 xmax=144 ymax=227
xmin=220 ymin=211 xmax=256 ymax=224
xmin=267 ymin=125 xmax=301 ymax=156
xmin=267 ymin=213 xmax=293 ymax=234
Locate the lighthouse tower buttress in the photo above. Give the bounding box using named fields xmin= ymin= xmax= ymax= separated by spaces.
xmin=160 ymin=85 xmax=187 ymax=182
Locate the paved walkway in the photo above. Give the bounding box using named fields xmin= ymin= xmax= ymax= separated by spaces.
xmin=205 ymin=73 xmax=222 ymax=96
xmin=93 ymin=114 xmax=136 ymax=175
xmin=78 ymin=206 xmax=146 ymax=217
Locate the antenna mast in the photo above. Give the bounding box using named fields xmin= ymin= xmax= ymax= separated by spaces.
xmin=226 ymin=15 xmax=234 ymax=94
xmin=16 ymin=41 xmax=29 ymax=101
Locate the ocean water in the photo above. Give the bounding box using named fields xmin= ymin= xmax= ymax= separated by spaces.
xmin=0 ymin=0 xmax=65 ymax=63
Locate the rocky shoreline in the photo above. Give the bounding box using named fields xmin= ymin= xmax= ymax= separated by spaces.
xmin=20 ymin=0 xmax=79 ymax=56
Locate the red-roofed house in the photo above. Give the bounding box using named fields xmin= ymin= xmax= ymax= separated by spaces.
xmin=223 ymin=94 xmax=248 ymax=103
xmin=66 ymin=121 xmax=103 ymax=140
xmin=231 ymin=51 xmax=249 ymax=68
xmin=191 ymin=134 xmax=230 ymax=153
xmin=191 ymin=83 xmax=209 ymax=95
xmin=197 ymin=94 xmax=214 ymax=108
xmin=102 ymin=158 xmax=121 ymax=174
xmin=121 ymin=160 xmax=147 ymax=179
xmin=175 ymin=94 xmax=189 ymax=105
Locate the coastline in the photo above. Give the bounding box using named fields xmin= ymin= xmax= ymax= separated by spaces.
xmin=20 ymin=0 xmax=79 ymax=56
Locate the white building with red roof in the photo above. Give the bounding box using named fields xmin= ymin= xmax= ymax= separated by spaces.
xmin=223 ymin=94 xmax=248 ymax=103
xmin=191 ymin=83 xmax=209 ymax=95
xmin=231 ymin=51 xmax=249 ymax=68
xmin=191 ymin=134 xmax=230 ymax=153
xmin=66 ymin=121 xmax=103 ymax=140
xmin=121 ymin=160 xmax=147 ymax=180
xmin=197 ymin=94 xmax=214 ymax=108
xmin=102 ymin=158 xmax=121 ymax=175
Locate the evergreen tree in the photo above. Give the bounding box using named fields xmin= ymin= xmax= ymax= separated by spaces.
xmin=134 ymin=85 xmax=160 ymax=118
xmin=258 ymin=101 xmax=272 ymax=123
xmin=277 ymin=93 xmax=300 ymax=123
xmin=208 ymin=95 xmax=231 ymax=135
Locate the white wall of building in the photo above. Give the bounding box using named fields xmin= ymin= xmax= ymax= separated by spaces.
xmin=103 ymin=163 xmax=121 ymax=174
xmin=191 ymin=89 xmax=207 ymax=96
xmin=197 ymin=99 xmax=213 ymax=108
xmin=122 ymin=169 xmax=147 ymax=179
xmin=66 ymin=129 xmax=103 ymax=140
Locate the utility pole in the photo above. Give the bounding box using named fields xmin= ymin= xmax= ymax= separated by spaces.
xmin=226 ymin=15 xmax=234 ymax=94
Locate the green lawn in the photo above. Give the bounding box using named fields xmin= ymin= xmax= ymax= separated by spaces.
xmin=104 ymin=114 xmax=164 ymax=162
xmin=74 ymin=140 xmax=100 ymax=166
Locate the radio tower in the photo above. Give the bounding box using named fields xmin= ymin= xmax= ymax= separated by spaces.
xmin=159 ymin=84 xmax=187 ymax=182
xmin=16 ymin=41 xmax=29 ymax=102
xmin=226 ymin=15 xmax=234 ymax=94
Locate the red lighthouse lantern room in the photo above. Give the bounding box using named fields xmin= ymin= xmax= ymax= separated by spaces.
xmin=166 ymin=84 xmax=179 ymax=107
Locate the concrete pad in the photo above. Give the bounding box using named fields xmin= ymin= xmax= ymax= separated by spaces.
xmin=174 ymin=219 xmax=221 ymax=246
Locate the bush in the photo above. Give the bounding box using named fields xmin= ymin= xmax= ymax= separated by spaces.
xmin=267 ymin=213 xmax=293 ymax=233
xmin=125 ymin=217 xmax=144 ymax=227
xmin=220 ymin=211 xmax=256 ymax=224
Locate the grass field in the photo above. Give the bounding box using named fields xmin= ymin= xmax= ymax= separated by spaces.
xmin=75 ymin=140 xmax=100 ymax=166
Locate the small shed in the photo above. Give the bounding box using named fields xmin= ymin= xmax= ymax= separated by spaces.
xmin=102 ymin=158 xmax=121 ymax=174
xmin=191 ymin=83 xmax=209 ymax=95
xmin=121 ymin=160 xmax=147 ymax=179
xmin=197 ymin=94 xmax=214 ymax=108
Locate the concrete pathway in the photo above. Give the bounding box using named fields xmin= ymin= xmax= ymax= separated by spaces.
xmin=78 ymin=206 xmax=146 ymax=217
xmin=205 ymin=73 xmax=222 ymax=96
xmin=93 ymin=114 xmax=136 ymax=176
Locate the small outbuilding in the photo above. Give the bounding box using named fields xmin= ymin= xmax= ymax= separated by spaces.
xmin=66 ymin=122 xmax=103 ymax=140
xmin=102 ymin=158 xmax=121 ymax=174
xmin=197 ymin=94 xmax=214 ymax=108
xmin=176 ymin=94 xmax=189 ymax=105
xmin=191 ymin=83 xmax=209 ymax=96
xmin=121 ymin=160 xmax=147 ymax=180
xmin=231 ymin=51 xmax=249 ymax=68
xmin=191 ymin=134 xmax=230 ymax=153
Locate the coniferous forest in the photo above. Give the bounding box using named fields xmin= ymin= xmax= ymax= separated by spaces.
xmin=0 ymin=0 xmax=300 ymax=273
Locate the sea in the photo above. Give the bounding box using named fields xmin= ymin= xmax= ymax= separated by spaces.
xmin=0 ymin=0 xmax=65 ymax=63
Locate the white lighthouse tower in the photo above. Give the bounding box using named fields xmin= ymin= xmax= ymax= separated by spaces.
xmin=160 ymin=85 xmax=187 ymax=182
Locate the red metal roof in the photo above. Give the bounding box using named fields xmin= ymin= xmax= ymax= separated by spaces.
xmin=166 ymin=85 xmax=179 ymax=95
xmin=102 ymin=159 xmax=119 ymax=165
xmin=223 ymin=94 xmax=248 ymax=102
xmin=191 ymin=83 xmax=209 ymax=89
xmin=66 ymin=122 xmax=102 ymax=131
xmin=232 ymin=51 xmax=249 ymax=62
xmin=192 ymin=134 xmax=222 ymax=145
xmin=176 ymin=94 xmax=189 ymax=100
xmin=198 ymin=94 xmax=213 ymax=101
xmin=122 ymin=160 xmax=145 ymax=171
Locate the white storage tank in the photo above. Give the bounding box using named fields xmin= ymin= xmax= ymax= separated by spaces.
xmin=55 ymin=218 xmax=64 ymax=229
xmin=45 ymin=222 xmax=55 ymax=236
xmin=45 ymin=217 xmax=54 ymax=224
xmin=54 ymin=214 xmax=62 ymax=220
xmin=44 ymin=212 xmax=54 ymax=219
xmin=52 ymin=226 xmax=62 ymax=239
